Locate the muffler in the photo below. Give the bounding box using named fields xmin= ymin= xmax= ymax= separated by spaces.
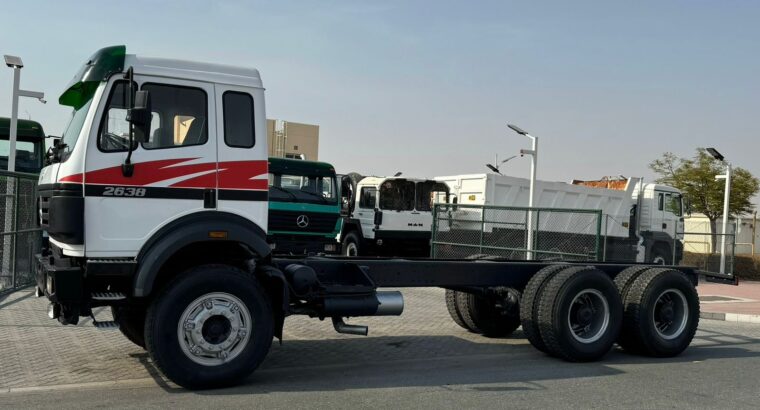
xmin=323 ymin=291 xmax=404 ymax=317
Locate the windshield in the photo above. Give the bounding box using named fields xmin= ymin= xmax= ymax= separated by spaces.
xmin=59 ymin=98 xmax=93 ymax=161
xmin=379 ymin=180 xmax=416 ymax=211
xmin=269 ymin=172 xmax=337 ymax=205
xmin=0 ymin=139 xmax=43 ymax=173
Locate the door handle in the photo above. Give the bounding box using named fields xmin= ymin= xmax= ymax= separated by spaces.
xmin=662 ymin=223 xmax=667 ymax=229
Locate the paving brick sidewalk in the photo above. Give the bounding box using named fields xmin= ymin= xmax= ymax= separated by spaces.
xmin=698 ymin=280 xmax=760 ymax=323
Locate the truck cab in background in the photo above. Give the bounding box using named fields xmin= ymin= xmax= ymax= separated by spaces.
xmin=0 ymin=118 xmax=46 ymax=174
xmin=339 ymin=174 xmax=449 ymax=256
xmin=267 ymin=157 xmax=341 ymax=254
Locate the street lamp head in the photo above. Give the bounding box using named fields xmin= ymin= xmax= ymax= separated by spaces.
xmin=507 ymin=123 xmax=528 ymax=135
xmin=38 ymin=98 xmax=47 ymax=104
xmin=706 ymin=147 xmax=724 ymax=161
xmin=3 ymin=55 xmax=23 ymax=68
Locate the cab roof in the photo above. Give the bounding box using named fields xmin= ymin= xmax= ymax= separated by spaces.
xmin=268 ymin=157 xmax=335 ymax=177
xmin=125 ymin=55 xmax=262 ymax=89
xmin=0 ymin=118 xmax=45 ymax=139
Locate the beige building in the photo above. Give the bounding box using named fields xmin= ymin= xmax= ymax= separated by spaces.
xmin=266 ymin=119 xmax=319 ymax=161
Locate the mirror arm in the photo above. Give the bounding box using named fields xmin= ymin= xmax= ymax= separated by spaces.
xmin=122 ymin=67 xmax=135 ymax=177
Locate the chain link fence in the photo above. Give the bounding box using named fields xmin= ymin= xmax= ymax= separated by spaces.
xmin=431 ymin=204 xmax=603 ymax=261
xmin=679 ymin=219 xmax=736 ymax=275
xmin=0 ymin=170 xmax=42 ymax=295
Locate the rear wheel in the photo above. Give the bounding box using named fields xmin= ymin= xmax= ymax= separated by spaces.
xmin=456 ymin=289 xmax=522 ymax=337
xmin=144 ymin=264 xmax=274 ymax=389
xmin=519 ymin=264 xmax=570 ymax=352
xmin=618 ymin=268 xmax=699 ymax=357
xmin=342 ymin=232 xmax=360 ymax=257
xmin=445 ymin=290 xmax=469 ymax=330
xmin=112 ymin=306 xmax=146 ymax=349
xmin=537 ymin=266 xmax=622 ymax=361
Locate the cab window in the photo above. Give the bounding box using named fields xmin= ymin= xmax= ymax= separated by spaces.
xmin=141 ymin=83 xmax=208 ymax=150
xmin=359 ymin=187 xmax=377 ymax=209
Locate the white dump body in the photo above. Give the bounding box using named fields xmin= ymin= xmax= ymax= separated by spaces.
xmin=434 ymin=173 xmax=639 ymax=238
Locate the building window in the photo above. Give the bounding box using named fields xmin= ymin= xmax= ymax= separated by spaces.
xmin=223 ymin=91 xmax=255 ymax=148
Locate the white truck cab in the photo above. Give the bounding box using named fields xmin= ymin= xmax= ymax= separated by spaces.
xmin=339 ymin=175 xmax=448 ymax=256
xmin=40 ymin=46 xmax=270 ymax=263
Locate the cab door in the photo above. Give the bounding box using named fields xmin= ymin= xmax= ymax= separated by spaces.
xmin=82 ymin=76 xmax=217 ymax=257
xmin=213 ymin=84 xmax=269 ymax=233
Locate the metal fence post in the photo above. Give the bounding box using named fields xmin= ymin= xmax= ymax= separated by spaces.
xmin=479 ymin=206 xmax=486 ymax=254
xmin=594 ymin=210 xmax=602 ymax=261
xmin=431 ymin=204 xmax=438 ymax=259
xmin=534 ymin=209 xmax=540 ymax=257
xmin=10 ymin=176 xmax=18 ymax=289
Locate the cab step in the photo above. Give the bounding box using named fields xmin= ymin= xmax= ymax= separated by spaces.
xmin=92 ymin=318 xmax=120 ymax=330
xmin=91 ymin=292 xmax=127 ymax=301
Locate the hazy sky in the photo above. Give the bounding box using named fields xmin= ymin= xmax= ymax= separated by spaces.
xmin=1 ymin=1 xmax=758 ymax=204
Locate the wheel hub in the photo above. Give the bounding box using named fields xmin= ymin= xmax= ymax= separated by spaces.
xmin=653 ymin=289 xmax=689 ymax=340
xmin=567 ymin=289 xmax=610 ymax=344
xmin=178 ymin=292 xmax=252 ymax=366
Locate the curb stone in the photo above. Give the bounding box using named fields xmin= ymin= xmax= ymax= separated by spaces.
xmin=700 ymin=311 xmax=760 ymax=324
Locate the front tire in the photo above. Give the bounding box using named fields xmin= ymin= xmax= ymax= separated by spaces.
xmin=342 ymin=232 xmax=361 ymax=257
xmin=144 ymin=264 xmax=274 ymax=389
xmin=112 ymin=306 xmax=147 ymax=349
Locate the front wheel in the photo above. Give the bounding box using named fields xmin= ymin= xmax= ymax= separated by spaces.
xmin=342 ymin=232 xmax=361 ymax=257
xmin=144 ymin=264 xmax=274 ymax=389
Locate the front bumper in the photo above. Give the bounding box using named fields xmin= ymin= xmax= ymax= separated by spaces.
xmin=268 ymin=234 xmax=341 ymax=255
xmin=35 ymin=251 xmax=83 ymax=304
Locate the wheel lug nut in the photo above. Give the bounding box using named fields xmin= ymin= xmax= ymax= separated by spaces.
xmin=204 ymin=300 xmax=213 ymax=309
xmin=184 ymin=321 xmax=195 ymax=330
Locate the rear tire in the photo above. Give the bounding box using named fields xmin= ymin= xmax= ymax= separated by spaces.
xmin=618 ymin=268 xmax=699 ymax=357
xmin=342 ymin=232 xmax=361 ymax=257
xmin=519 ymin=264 xmax=570 ymax=352
xmin=112 ymin=306 xmax=146 ymax=349
xmin=537 ymin=266 xmax=622 ymax=361
xmin=144 ymin=264 xmax=274 ymax=389
xmin=445 ymin=290 xmax=469 ymax=330
xmin=456 ymin=289 xmax=522 ymax=337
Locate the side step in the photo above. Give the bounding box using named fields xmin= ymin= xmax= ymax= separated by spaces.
xmin=92 ymin=317 xmax=120 ymax=330
xmin=91 ymin=292 xmax=127 ymax=301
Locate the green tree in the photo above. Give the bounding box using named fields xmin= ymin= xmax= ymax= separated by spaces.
xmin=650 ymin=148 xmax=759 ymax=252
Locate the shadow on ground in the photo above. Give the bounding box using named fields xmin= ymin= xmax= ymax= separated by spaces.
xmin=130 ymin=327 xmax=760 ymax=396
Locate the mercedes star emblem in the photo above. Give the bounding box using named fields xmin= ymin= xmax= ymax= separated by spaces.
xmin=296 ymin=214 xmax=309 ymax=228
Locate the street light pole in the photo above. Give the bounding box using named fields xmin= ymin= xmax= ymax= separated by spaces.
xmin=707 ymin=147 xmax=732 ymax=276
xmin=508 ymin=124 xmax=538 ymax=260
xmin=4 ymin=55 xmax=46 ymax=173
xmin=716 ymin=163 xmax=732 ymax=275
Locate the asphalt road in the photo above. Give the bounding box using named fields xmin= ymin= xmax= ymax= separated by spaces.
xmin=1 ymin=288 xmax=759 ymax=409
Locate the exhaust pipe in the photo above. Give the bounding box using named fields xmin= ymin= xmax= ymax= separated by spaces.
xmin=323 ymin=291 xmax=404 ymax=317
xmin=332 ymin=317 xmax=368 ymax=336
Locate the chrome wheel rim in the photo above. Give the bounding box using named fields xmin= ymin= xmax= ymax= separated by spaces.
xmin=652 ymin=288 xmax=689 ymax=340
xmin=567 ymin=289 xmax=610 ymax=344
xmin=177 ymin=292 xmax=252 ymax=366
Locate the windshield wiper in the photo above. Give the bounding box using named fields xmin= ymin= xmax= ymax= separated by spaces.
xmin=269 ymin=186 xmax=297 ymax=200
xmin=298 ymin=190 xmax=330 ymax=203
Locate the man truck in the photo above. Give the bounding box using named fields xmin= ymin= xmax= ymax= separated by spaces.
xmin=435 ymin=173 xmax=684 ymax=264
xmin=338 ymin=173 xmax=449 ymax=256
xmin=36 ymin=46 xmax=719 ymax=389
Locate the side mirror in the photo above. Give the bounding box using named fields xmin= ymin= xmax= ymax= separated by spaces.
xmin=684 ymin=197 xmax=692 ymax=216
xmin=50 ymin=136 xmax=61 ymax=147
xmin=127 ymin=90 xmax=152 ymax=143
